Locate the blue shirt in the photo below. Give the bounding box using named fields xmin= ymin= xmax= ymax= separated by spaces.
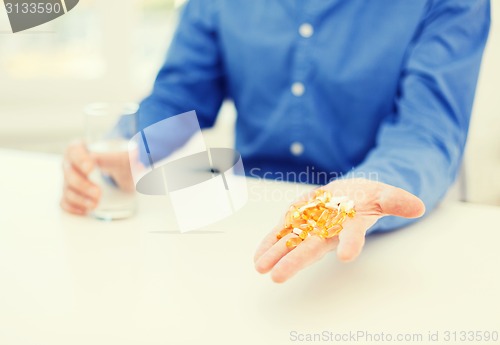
xmin=136 ymin=0 xmax=490 ymax=232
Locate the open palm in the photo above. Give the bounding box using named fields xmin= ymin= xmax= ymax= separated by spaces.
xmin=254 ymin=178 xmax=425 ymax=283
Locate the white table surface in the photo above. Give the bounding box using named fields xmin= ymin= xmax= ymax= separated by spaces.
xmin=0 ymin=149 xmax=499 ymax=345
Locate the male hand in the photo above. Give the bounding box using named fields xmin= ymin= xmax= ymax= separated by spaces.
xmin=60 ymin=140 xmax=135 ymax=215
xmin=254 ymin=178 xmax=425 ymax=283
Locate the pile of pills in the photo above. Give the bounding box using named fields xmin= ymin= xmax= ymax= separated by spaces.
xmin=276 ymin=189 xmax=356 ymax=249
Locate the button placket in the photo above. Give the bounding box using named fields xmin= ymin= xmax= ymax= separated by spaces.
xmin=289 ymin=10 xmax=316 ymax=158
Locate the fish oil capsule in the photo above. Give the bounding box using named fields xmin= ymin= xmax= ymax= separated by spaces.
xmin=326 ymin=224 xmax=343 ymax=238
xmin=284 ymin=210 xmax=293 ymax=228
xmin=280 ymin=191 xmax=355 ymax=246
xmin=347 ymin=209 xmax=356 ymax=218
xmin=319 ymin=229 xmax=329 ymax=239
xmin=337 ymin=212 xmax=347 ymax=224
xmin=286 ymin=237 xmax=303 ymax=249
xmin=307 ymin=219 xmax=317 ymax=227
xmin=316 ymin=209 xmax=329 ymax=228
xmin=288 ymin=205 xmax=300 ymax=218
xmin=299 ymin=230 xmax=309 ymax=240
xmin=298 ymin=202 xmax=315 ymax=213
xmin=302 ymin=208 xmax=315 ymax=219
xmin=339 ymin=200 xmax=355 ymax=214
xmin=299 ymin=223 xmax=313 ymax=232
xmin=310 ymin=227 xmax=321 ymax=236
xmin=325 ymin=210 xmax=342 ymax=227
xmin=291 ymin=218 xmax=306 ymax=228
xmin=277 ymin=227 xmax=292 ymax=240
xmin=313 ymin=208 xmax=323 ymax=219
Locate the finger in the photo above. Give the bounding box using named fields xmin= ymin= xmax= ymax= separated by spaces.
xmin=336 ymin=220 xmax=370 ymax=263
xmin=110 ymin=170 xmax=135 ymax=193
xmin=378 ymin=184 xmax=426 ymax=218
xmin=93 ymin=153 xmax=135 ymax=192
xmin=254 ymin=223 xmax=284 ymax=263
xmin=255 ymin=233 xmax=296 ymax=274
xmin=253 ymin=189 xmax=318 ymax=263
xmin=60 ymin=199 xmax=86 ymax=215
xmin=63 ymin=162 xmax=101 ymax=201
xmin=66 ymin=142 xmax=94 ymax=175
xmin=271 ymin=236 xmax=339 ymax=283
xmin=63 ymin=187 xmax=97 ymax=210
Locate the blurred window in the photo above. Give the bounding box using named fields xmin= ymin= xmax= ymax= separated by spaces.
xmin=0 ymin=0 xmax=186 ymax=103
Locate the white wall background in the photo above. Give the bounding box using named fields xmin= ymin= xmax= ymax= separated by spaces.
xmin=0 ymin=1 xmax=499 ymax=205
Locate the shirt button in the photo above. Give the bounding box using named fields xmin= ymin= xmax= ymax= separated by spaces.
xmin=299 ymin=23 xmax=314 ymax=38
xmin=291 ymin=82 xmax=305 ymax=96
xmin=290 ymin=142 xmax=304 ymax=156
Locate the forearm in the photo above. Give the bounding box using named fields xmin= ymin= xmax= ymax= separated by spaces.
xmin=349 ymin=0 xmax=490 ymax=233
xmin=129 ymin=0 xmax=224 ymax=163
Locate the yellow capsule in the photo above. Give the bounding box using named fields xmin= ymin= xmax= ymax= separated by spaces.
xmin=276 ymin=227 xmax=292 ymax=240
xmin=287 ymin=205 xmax=300 ymax=219
xmin=284 ymin=210 xmax=293 ymax=227
xmin=325 ymin=224 xmax=343 ymax=238
xmin=299 ymin=223 xmax=313 ymax=232
xmin=302 ymin=208 xmax=314 ymax=218
xmin=307 ymin=219 xmax=317 ymax=228
xmin=286 ymin=237 xmax=303 ymax=249
xmin=316 ymin=209 xmax=330 ymax=228
xmin=298 ymin=200 xmax=317 ymax=213
xmin=338 ymin=212 xmax=347 ymax=224
xmin=303 ymin=209 xmax=312 ymax=219
xmin=315 ymin=189 xmax=326 ymax=200
xmin=309 ymin=226 xmax=320 ymax=235
xmin=324 ymin=222 xmax=334 ymax=231
xmin=283 ymin=194 xmax=355 ymax=242
xmin=319 ymin=229 xmax=329 ymax=239
xmin=312 ymin=208 xmax=325 ymax=220
xmin=327 ymin=209 xmax=341 ymax=221
xmin=291 ymin=217 xmax=305 ymax=228
xmin=288 ymin=213 xmax=304 ymax=227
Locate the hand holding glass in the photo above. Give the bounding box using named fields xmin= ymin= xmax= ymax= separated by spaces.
xmin=84 ymin=103 xmax=138 ymax=220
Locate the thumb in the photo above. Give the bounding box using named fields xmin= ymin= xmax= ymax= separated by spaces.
xmin=378 ymin=184 xmax=426 ymax=219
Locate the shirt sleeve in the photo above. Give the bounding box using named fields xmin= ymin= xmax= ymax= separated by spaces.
xmin=350 ymin=0 xmax=491 ymax=233
xmin=135 ymin=0 xmax=225 ymax=147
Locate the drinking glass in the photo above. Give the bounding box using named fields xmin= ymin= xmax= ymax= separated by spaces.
xmin=84 ymin=102 xmax=138 ymax=220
